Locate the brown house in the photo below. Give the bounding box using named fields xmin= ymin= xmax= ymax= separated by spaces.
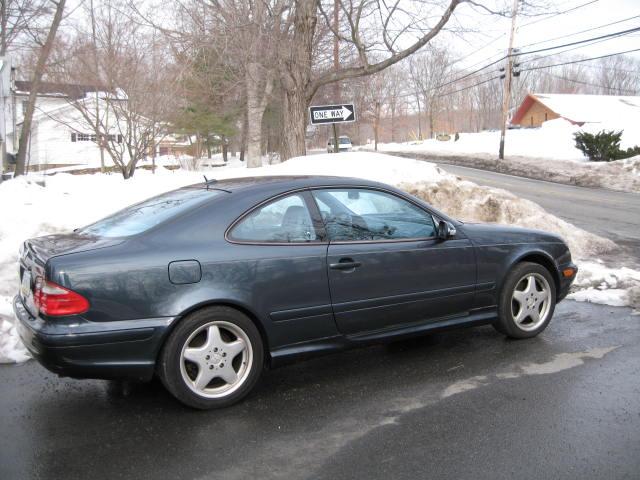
xmin=511 ymin=93 xmax=640 ymax=128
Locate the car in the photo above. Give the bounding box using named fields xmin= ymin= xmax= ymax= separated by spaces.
xmin=327 ymin=135 xmax=353 ymax=153
xmin=14 ymin=175 xmax=577 ymax=409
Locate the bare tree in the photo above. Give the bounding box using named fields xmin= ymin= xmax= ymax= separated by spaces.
xmin=408 ymin=46 xmax=452 ymax=138
xmin=0 ymin=0 xmax=49 ymax=55
xmin=50 ymin=1 xmax=178 ymax=178
xmin=13 ymin=0 xmax=65 ymax=177
xmin=276 ymin=0 xmax=464 ymax=159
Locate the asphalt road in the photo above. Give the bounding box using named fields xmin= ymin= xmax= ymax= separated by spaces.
xmin=435 ymin=163 xmax=640 ymax=245
xmin=1 ymin=301 xmax=639 ymax=480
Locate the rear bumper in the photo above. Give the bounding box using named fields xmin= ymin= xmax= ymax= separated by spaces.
xmin=13 ymin=295 xmax=173 ymax=381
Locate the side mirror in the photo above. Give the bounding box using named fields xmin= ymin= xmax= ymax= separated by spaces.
xmin=437 ymin=220 xmax=457 ymax=240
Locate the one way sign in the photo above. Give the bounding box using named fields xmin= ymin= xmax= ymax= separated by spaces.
xmin=309 ymin=104 xmax=356 ymax=125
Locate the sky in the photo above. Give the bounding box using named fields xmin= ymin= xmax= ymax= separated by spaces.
xmin=447 ymin=0 xmax=640 ymax=70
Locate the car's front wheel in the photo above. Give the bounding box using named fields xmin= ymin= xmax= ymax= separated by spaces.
xmin=158 ymin=306 xmax=264 ymax=409
xmin=494 ymin=262 xmax=556 ymax=339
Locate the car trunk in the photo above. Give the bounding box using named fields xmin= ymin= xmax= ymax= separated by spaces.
xmin=18 ymin=234 xmax=123 ymax=317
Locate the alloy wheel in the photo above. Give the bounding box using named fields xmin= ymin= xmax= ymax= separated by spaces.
xmin=510 ymin=273 xmax=552 ymax=331
xmin=179 ymin=321 xmax=253 ymax=398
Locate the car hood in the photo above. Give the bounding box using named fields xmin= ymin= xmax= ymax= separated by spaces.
xmin=460 ymin=222 xmax=566 ymax=246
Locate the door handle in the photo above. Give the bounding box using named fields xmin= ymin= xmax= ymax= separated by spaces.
xmin=329 ymin=259 xmax=362 ymax=270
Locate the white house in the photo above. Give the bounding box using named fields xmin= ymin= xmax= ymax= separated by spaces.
xmin=4 ymin=79 xmax=135 ymax=169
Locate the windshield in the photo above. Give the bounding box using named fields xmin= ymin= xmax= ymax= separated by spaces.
xmin=328 ymin=137 xmax=351 ymax=145
xmin=78 ymin=188 xmax=222 ymax=238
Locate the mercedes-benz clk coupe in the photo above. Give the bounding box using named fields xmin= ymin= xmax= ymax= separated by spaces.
xmin=14 ymin=176 xmax=577 ymax=409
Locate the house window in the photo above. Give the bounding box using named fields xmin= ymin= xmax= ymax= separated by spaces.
xmin=77 ymin=133 xmax=97 ymax=142
xmin=71 ymin=133 xmax=124 ymax=143
xmin=544 ymin=112 xmax=548 ymax=121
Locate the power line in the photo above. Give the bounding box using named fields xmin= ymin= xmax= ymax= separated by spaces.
xmin=454 ymin=1 xmax=608 ymax=73
xmin=432 ymin=57 xmax=504 ymax=91
xmin=431 ymin=26 xmax=640 ymax=95
xmin=515 ymin=26 xmax=640 ymax=58
xmin=519 ymin=0 xmax=600 ymax=29
xmin=519 ymin=47 xmax=640 ymax=72
xmin=540 ymin=71 xmax=639 ymax=94
xmin=516 ymin=14 xmax=640 ymax=50
xmin=449 ymin=33 xmax=506 ymax=68
xmin=398 ymin=48 xmax=640 ymax=101
xmin=517 ymin=29 xmax=640 ymax=65
xmin=436 ymin=74 xmax=503 ymax=98
xmin=572 ymin=62 xmax=640 ymax=74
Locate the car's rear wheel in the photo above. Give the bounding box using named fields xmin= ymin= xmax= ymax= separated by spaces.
xmin=493 ymin=262 xmax=556 ymax=339
xmin=158 ymin=306 xmax=264 ymax=409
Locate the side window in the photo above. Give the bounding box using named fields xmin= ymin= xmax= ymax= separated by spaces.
xmin=312 ymin=189 xmax=436 ymax=241
xmin=230 ymin=193 xmax=320 ymax=243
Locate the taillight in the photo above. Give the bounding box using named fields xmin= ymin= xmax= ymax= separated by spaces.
xmin=33 ymin=277 xmax=89 ymax=316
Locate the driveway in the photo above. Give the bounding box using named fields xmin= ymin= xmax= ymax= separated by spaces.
xmin=1 ymin=301 xmax=638 ymax=480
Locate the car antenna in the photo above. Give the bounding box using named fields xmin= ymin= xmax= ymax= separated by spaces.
xmin=203 ymin=175 xmax=217 ymax=190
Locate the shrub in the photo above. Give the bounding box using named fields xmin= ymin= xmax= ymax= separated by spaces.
xmin=574 ymin=130 xmax=640 ymax=162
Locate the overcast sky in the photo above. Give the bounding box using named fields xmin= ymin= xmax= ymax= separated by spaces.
xmin=447 ymin=0 xmax=640 ymax=70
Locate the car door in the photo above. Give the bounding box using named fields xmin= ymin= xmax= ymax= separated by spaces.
xmin=226 ymin=191 xmax=336 ymax=347
xmin=311 ymin=187 xmax=476 ymax=335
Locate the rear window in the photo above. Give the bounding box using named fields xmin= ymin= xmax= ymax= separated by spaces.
xmin=78 ymin=188 xmax=222 ymax=238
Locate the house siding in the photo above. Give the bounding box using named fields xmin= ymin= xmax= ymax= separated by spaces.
xmin=513 ymin=99 xmax=559 ymax=127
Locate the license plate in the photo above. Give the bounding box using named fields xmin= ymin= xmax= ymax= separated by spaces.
xmin=20 ymin=271 xmax=32 ymax=301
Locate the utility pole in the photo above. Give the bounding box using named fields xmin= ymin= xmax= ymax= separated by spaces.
xmin=498 ymin=0 xmax=519 ymax=160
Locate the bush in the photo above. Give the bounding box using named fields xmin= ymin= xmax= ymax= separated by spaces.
xmin=574 ymin=130 xmax=640 ymax=162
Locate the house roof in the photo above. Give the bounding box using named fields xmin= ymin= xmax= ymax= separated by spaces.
xmin=14 ymin=80 xmax=114 ymax=100
xmin=512 ymin=93 xmax=640 ymax=125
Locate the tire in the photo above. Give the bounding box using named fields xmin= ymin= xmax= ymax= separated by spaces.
xmin=158 ymin=306 xmax=264 ymax=409
xmin=493 ymin=262 xmax=556 ymax=339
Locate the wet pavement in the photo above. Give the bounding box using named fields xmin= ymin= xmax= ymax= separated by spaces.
xmin=1 ymin=300 xmax=639 ymax=480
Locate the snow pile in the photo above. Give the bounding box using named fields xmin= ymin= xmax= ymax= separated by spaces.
xmin=378 ymin=118 xmax=585 ymax=161
xmin=620 ymin=156 xmax=640 ymax=177
xmin=0 ymin=152 xmax=633 ymax=363
xmin=377 ymin=117 xmax=640 ymax=163
xmin=399 ymin=178 xmax=613 ymax=259
xmin=568 ymin=261 xmax=640 ymax=309
xmin=0 ymin=296 xmax=30 ymax=363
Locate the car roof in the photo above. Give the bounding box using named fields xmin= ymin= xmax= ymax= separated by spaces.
xmin=186 ymin=175 xmax=389 ymax=194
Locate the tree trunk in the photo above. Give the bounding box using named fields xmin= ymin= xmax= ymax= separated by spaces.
xmin=391 ymin=106 xmax=396 ymax=143
xmin=239 ymin=109 xmax=247 ymax=162
xmin=14 ymin=0 xmax=67 ymax=177
xmin=279 ymin=0 xmax=317 ymax=161
xmin=246 ymin=77 xmax=262 ymax=168
xmin=428 ymin=104 xmax=434 ymax=139
xmin=281 ymin=89 xmax=308 ymax=160
xmin=374 ymin=101 xmax=381 ymax=151
xmin=245 ymin=62 xmax=272 ymax=168
xmin=222 ymin=139 xmax=228 ymax=163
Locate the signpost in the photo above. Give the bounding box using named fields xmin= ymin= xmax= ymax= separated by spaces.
xmin=309 ymin=103 xmax=356 ymax=153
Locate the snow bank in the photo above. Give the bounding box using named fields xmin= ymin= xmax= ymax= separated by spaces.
xmin=378 ymin=119 xmax=586 ymax=161
xmin=567 ymin=261 xmax=640 ymax=309
xmin=376 ymin=117 xmax=640 ymax=171
xmin=0 ymin=152 xmax=633 ymax=363
xmin=399 ymin=179 xmax=614 ymax=259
